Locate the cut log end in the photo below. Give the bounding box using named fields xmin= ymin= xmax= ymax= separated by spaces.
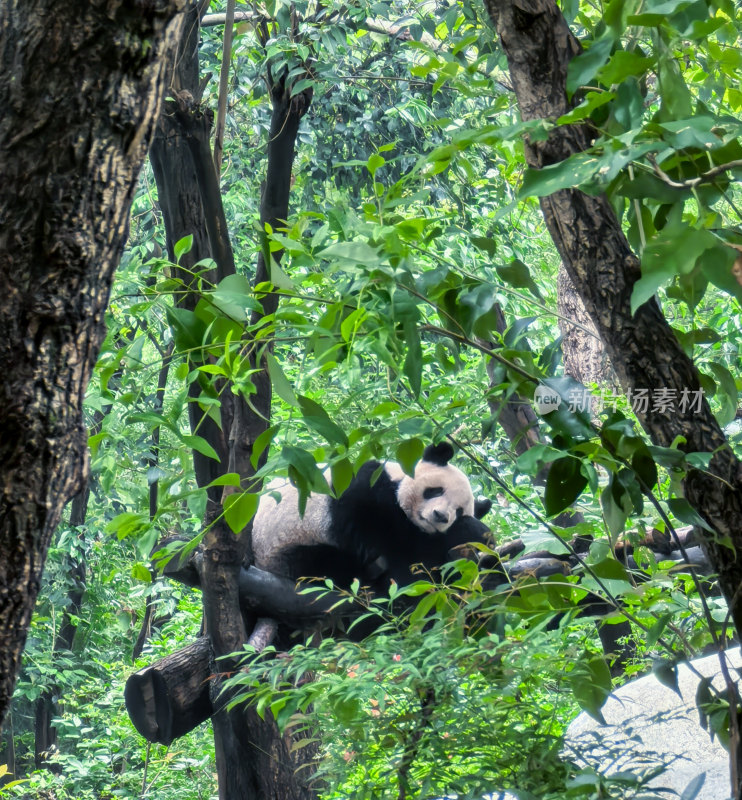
xmin=125 ymin=637 xmax=213 ymax=745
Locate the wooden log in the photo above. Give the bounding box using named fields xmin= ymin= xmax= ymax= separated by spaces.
xmin=508 ymin=557 xmax=571 ymax=579
xmin=125 ymin=637 xmax=213 ymax=746
xmin=158 ymin=537 xmax=353 ymax=627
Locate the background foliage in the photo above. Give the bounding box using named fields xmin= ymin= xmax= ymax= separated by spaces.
xmin=2 ymin=0 xmax=742 ymax=797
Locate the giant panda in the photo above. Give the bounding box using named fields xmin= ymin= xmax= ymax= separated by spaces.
xmin=251 ymin=442 xmax=492 ymax=593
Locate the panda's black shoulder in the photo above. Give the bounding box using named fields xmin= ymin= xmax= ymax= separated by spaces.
xmin=333 ymin=460 xmax=403 ymax=515
xmin=328 ymin=460 xmax=411 ymax=554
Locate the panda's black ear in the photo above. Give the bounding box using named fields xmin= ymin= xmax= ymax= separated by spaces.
xmin=474 ymin=498 xmax=492 ymax=519
xmin=422 ymin=442 xmax=454 ymax=466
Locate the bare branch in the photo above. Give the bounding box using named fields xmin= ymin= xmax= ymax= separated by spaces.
xmin=649 ymin=154 xmax=742 ymax=190
xmin=202 ymin=10 xmax=258 ymax=26
xmin=213 ymin=0 xmax=236 ymax=177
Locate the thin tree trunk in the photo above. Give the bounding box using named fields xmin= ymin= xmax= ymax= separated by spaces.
xmin=0 ymin=0 xmax=185 ymax=729
xmin=34 ymin=483 xmax=92 ymax=768
xmin=133 ymin=347 xmax=174 ymax=660
xmin=149 ymin=5 xmax=316 ymax=796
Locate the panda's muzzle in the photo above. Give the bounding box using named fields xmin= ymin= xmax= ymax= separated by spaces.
xmin=433 ymin=510 xmax=448 ymax=524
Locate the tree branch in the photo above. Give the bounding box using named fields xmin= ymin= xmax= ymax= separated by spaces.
xmin=648 ymin=155 xmax=742 ymax=190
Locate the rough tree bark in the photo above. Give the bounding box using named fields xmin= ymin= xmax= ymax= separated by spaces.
xmin=0 ymin=0 xmax=185 ymax=730
xmin=485 ymin=0 xmax=742 ymax=791
xmin=557 ymin=265 xmax=614 ymax=388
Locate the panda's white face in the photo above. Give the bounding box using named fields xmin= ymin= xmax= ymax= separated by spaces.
xmin=396 ymin=459 xmax=475 ymax=534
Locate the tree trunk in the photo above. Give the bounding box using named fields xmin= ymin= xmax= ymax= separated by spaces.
xmin=485 ymin=0 xmax=742 ymax=630
xmin=485 ymin=0 xmax=742 ymax=792
xmin=557 ymin=265 xmax=614 ymax=388
xmin=0 ymin=0 xmax=185 ymax=730
xmin=149 ymin=6 xmax=316 ymax=797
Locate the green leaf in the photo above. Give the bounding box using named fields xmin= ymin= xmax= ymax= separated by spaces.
xmin=131 ymin=563 xmax=153 ymax=583
xmin=282 ymin=446 xmax=330 ymax=514
xmin=652 ymin=659 xmax=680 ymax=696
xmin=174 ymin=234 xmax=193 ymax=261
xmin=223 ymin=492 xmax=259 ymax=534
xmin=251 ymin=425 xmax=279 ymax=470
xmin=403 ymin=321 xmax=422 ymax=397
xmin=631 ymin=226 xmax=718 ymax=314
xmin=597 ymin=50 xmax=654 ymax=85
xmin=699 ymin=245 xmax=740 ymax=303
xmin=181 ymin=434 xmax=221 ymax=462
xmin=268 ymin=257 xmax=294 ymax=290
xmin=409 ymin=591 xmax=439 ymax=625
xmin=320 ymin=241 xmax=382 ymax=265
xmin=696 ymin=676 xmax=713 ymax=732
xmin=298 ymin=395 xmax=349 ymax=447
xmin=566 ymin=35 xmax=614 ymax=96
xmin=209 ymin=274 xmax=261 ymax=321
xmin=631 ymin=444 xmax=658 ymax=489
xmin=105 ymin=512 xmax=150 ymax=540
xmin=558 ymin=90 xmax=616 ymax=124
xmin=367 ymin=153 xmax=386 ymax=177
xmin=601 ymin=483 xmax=628 ymax=538
xmin=666 ymin=498 xmax=713 ymax=531
xmin=646 ymin=614 xmax=672 ymax=647
xmin=658 ymin=116 xmax=722 ymax=151
xmin=470 ymin=235 xmax=497 ymax=256
xmin=544 ymin=456 xmax=588 ymax=516
xmin=657 ymin=48 xmax=693 ymax=119
xmin=708 ymin=362 xmax=737 ymax=427
xmin=290 ymin=77 xmax=315 ymax=97
xmin=396 ymin=438 xmax=425 ymax=477
xmin=519 ymin=153 xmax=600 ymax=199
xmin=515 ymin=443 xmax=563 ymax=474
xmin=206 ymin=473 xmax=242 ymax=488
xmin=166 ymin=306 xmax=206 ymax=356
xmin=569 ymin=654 xmax=612 ymax=723
xmin=330 ymin=458 xmax=354 ymax=496
xmin=584 ymin=555 xmax=633 ymax=596
xmin=495 ymin=259 xmax=542 ymax=299
xmin=648 ymin=444 xmax=687 ymax=470
xmin=265 ymin=352 xmax=298 ymax=407
xmin=340 ymin=308 xmax=367 ymax=342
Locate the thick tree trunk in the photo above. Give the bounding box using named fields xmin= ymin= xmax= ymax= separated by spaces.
xmin=485 ymin=0 xmax=742 ymax=792
xmin=485 ymin=0 xmax=742 ymax=629
xmin=0 ymin=0 xmax=185 ymax=730
xmin=199 ymin=68 xmax=315 ymax=800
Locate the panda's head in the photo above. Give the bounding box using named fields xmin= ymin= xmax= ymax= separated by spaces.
xmin=395 ymin=442 xmax=477 ymax=534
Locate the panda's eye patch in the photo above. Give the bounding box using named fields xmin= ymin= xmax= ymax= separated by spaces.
xmin=456 ymin=507 xmax=464 ymax=518
xmin=423 ymin=487 xmax=444 ymax=500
